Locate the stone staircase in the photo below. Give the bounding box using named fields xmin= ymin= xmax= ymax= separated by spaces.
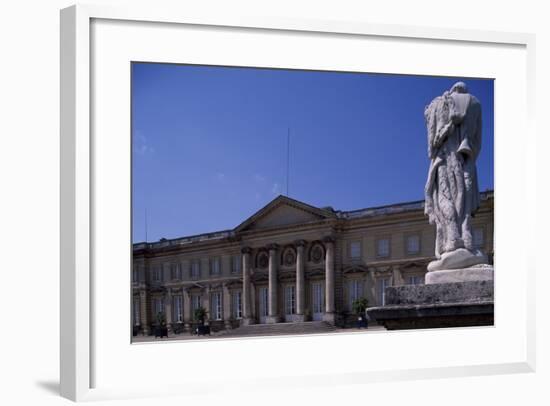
xmin=218 ymin=321 xmax=337 ymax=338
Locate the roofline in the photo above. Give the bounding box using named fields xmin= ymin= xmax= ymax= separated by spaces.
xmin=340 ymin=198 xmax=425 ymax=215
xmin=133 ymin=228 xmax=234 ymax=249
xmin=134 ymin=189 xmax=493 ymax=250
xmin=233 ymin=194 xmax=336 ymax=232
xmin=342 ymin=189 xmax=493 ymax=215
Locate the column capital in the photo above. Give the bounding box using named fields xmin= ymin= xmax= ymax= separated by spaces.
xmin=294 ymin=239 xmax=307 ymax=248
xmin=241 ymin=246 xmax=252 ymax=255
xmin=267 ymin=243 xmax=279 ymax=252
xmin=322 ymin=236 xmax=336 ymax=244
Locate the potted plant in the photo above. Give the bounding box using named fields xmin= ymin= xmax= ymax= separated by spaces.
xmin=154 ymin=311 xmax=168 ymax=338
xmin=352 ymin=297 xmax=369 ymax=329
xmin=193 ymin=307 xmax=210 ymax=336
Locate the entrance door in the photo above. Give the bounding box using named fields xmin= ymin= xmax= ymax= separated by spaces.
xmin=312 ymin=282 xmax=324 ymax=321
xmin=258 ymin=286 xmax=268 ymax=324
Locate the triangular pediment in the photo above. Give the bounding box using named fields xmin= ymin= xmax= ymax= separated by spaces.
xmin=235 ymin=195 xmax=335 ymax=232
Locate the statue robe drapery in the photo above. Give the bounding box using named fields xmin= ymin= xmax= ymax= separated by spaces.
xmin=424 ymin=88 xmax=482 ymax=258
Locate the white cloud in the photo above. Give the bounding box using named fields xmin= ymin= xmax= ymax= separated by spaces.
xmin=134 ymin=131 xmax=154 ymax=155
xmin=254 ymin=173 xmax=266 ymax=183
xmin=271 ymin=182 xmax=281 ymax=195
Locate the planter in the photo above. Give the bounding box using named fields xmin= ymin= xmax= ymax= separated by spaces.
xmin=171 ymin=323 xmax=184 ymax=335
xmin=154 ymin=325 xmax=168 ymax=338
xmin=195 ymin=325 xmax=210 ymax=336
xmin=356 ymin=315 xmax=369 ymax=329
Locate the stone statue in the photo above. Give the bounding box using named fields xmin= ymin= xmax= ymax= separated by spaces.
xmin=424 ymin=82 xmax=491 ymax=276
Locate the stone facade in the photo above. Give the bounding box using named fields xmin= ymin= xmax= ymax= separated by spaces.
xmin=132 ymin=191 xmax=493 ymax=336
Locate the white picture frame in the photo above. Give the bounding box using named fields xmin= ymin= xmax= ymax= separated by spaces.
xmin=60 ymin=4 xmax=536 ymax=402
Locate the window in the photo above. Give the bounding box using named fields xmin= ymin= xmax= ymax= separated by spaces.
xmin=259 ymin=287 xmax=268 ymax=317
xmin=211 ymin=292 xmax=222 ymax=320
xmin=473 ymin=227 xmax=484 ymax=248
xmin=407 ymin=275 xmax=424 ymax=285
xmin=348 ymin=279 xmax=365 ymax=310
xmin=191 ymin=294 xmax=201 ymax=317
xmin=406 ymin=235 xmax=420 ymax=254
xmin=232 ymin=291 xmax=242 ymax=319
xmin=133 ymin=296 xmax=140 ymax=326
xmin=377 ymin=238 xmax=390 ymax=258
xmin=231 ymin=255 xmax=241 ymax=274
xmin=172 ymin=295 xmax=183 ymax=322
xmin=210 ymin=257 xmax=221 ymax=276
xmin=171 ymin=263 xmax=182 ymax=280
xmin=151 ymin=266 xmax=162 ymax=282
xmin=312 ymin=283 xmax=324 ymax=315
xmin=350 ymin=241 xmax=361 ymax=260
xmin=132 ymin=267 xmax=139 ymax=283
xmin=284 ymin=285 xmax=296 ymax=315
xmin=191 ymin=260 xmax=200 ymax=279
xmin=377 ymin=278 xmax=390 ymax=306
xmin=153 ymin=297 xmax=165 ymax=317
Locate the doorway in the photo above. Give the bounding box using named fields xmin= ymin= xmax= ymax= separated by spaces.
xmin=311 ymin=281 xmax=324 ymax=321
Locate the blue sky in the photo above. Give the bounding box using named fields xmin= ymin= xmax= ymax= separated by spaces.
xmin=132 ymin=63 xmax=494 ymax=243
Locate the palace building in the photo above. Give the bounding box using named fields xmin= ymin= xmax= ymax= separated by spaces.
xmin=132 ymin=191 xmax=493 ymax=336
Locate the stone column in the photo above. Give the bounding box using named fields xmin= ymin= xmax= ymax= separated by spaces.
xmin=203 ymin=285 xmax=210 ymax=325
xmin=139 ymin=289 xmax=150 ymax=335
xmin=366 ymin=269 xmax=376 ymax=308
xmin=392 ymin=266 xmax=404 ymax=286
xmin=295 ymin=240 xmax=306 ymax=322
xmin=266 ymin=243 xmax=280 ymax=323
xmin=241 ymin=247 xmax=254 ymax=325
xmin=183 ymin=288 xmax=191 ymax=332
xmin=222 ymin=283 xmax=232 ymax=330
xmin=165 ymin=288 xmax=173 ymax=334
xmin=250 ymin=282 xmax=256 ymax=319
xmin=323 ymin=237 xmax=336 ymax=323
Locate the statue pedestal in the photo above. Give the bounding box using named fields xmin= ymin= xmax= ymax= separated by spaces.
xmin=367 ymin=279 xmax=494 ymax=330
xmin=426 ymin=264 xmax=493 ymax=284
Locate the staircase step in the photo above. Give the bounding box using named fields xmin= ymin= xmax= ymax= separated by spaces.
xmin=219 ymin=321 xmax=337 ymax=337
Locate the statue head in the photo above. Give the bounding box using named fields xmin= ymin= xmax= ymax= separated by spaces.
xmin=450 ymin=81 xmax=468 ymax=94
